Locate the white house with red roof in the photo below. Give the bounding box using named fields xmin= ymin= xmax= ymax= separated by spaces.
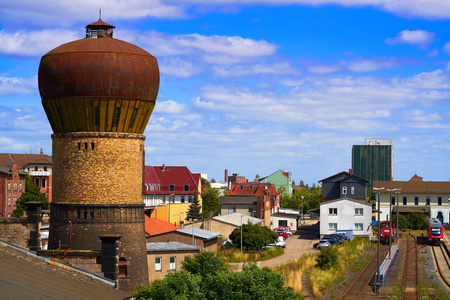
xmin=144 ymin=165 xmax=202 ymax=225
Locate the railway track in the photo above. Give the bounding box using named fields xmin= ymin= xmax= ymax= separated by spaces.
xmin=337 ymin=245 xmax=388 ymax=300
xmin=402 ymin=234 xmax=419 ymax=300
xmin=431 ymin=244 xmax=450 ymax=289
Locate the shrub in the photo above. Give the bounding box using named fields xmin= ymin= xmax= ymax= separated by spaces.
xmin=316 ymin=246 xmax=338 ymax=270
xmin=229 ymin=223 xmax=278 ymax=251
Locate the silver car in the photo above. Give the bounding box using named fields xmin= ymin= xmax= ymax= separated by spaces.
xmin=317 ymin=239 xmax=330 ymax=249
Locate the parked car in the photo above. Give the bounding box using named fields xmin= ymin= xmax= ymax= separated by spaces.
xmin=266 ymin=238 xmax=286 ymax=248
xmin=277 ymin=231 xmax=288 ymax=239
xmin=316 ymin=239 xmax=330 ymax=249
xmin=323 ymin=235 xmax=342 ymax=245
xmin=329 ymin=234 xmax=346 ymax=242
xmin=275 ymin=228 xmax=293 ymax=236
xmin=275 ymin=225 xmax=292 ymax=231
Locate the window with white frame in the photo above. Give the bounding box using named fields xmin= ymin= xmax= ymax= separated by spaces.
xmin=342 ymin=186 xmax=347 ymax=194
xmin=355 ymin=208 xmax=363 ymax=215
xmin=155 ymin=257 xmax=161 ymax=271
xmin=170 ymin=257 xmax=176 ymax=270
xmin=329 ymin=208 xmax=337 ymax=215
xmin=329 ymin=223 xmax=337 ymax=230
xmin=181 ymin=196 xmax=185 ymax=203
xmin=351 ymin=186 xmax=355 ymax=194
xmin=355 ymin=223 xmax=363 ymax=231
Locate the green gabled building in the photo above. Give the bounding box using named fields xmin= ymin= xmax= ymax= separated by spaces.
xmin=259 ymin=169 xmax=292 ymax=195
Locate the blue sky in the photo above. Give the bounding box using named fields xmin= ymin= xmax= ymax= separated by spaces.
xmin=1 ymin=1 xmax=450 ymax=185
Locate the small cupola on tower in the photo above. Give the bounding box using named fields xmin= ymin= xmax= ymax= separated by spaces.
xmin=85 ymin=17 xmax=115 ymax=38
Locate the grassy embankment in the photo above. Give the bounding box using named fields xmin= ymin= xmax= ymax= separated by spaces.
xmin=272 ymin=238 xmax=376 ymax=298
xmin=219 ymin=246 xmax=284 ymax=263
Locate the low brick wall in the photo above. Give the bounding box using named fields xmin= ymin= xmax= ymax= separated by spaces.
xmin=0 ymin=218 xmax=32 ymax=248
xmin=38 ymin=249 xmax=102 ymax=275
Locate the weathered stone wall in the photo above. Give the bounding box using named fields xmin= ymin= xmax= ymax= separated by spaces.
xmin=0 ymin=218 xmax=31 ymax=248
xmin=37 ymin=250 xmax=102 ymax=275
xmin=52 ymin=132 xmax=145 ymax=205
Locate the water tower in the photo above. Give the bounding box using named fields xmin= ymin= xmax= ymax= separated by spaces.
xmin=38 ymin=18 xmax=159 ymax=290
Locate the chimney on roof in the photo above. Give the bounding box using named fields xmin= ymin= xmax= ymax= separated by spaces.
xmin=224 ymin=169 xmax=228 ymax=183
xmin=162 ymin=164 xmax=165 ymax=171
xmin=30 ymin=147 xmax=32 ymax=154
xmin=40 ymin=148 xmax=43 ymax=155
xmin=349 ymin=169 xmax=353 ymax=175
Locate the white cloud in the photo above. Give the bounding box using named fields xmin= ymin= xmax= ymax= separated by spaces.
xmin=159 ymin=57 xmax=199 ymax=78
xmin=0 ymin=76 xmax=38 ymax=95
xmin=443 ymin=42 xmax=450 ymax=55
xmin=385 ymin=30 xmax=435 ymax=48
xmin=154 ymin=100 xmax=187 ymax=114
xmin=213 ymin=62 xmax=296 ymax=77
xmin=0 ymin=30 xmax=80 ymax=56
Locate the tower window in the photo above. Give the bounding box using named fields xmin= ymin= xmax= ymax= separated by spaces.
xmin=78 ymin=143 xmax=81 ymax=150
xmin=95 ymin=106 xmax=100 ymax=126
xmin=129 ymin=108 xmax=138 ymax=127
xmin=91 ymin=143 xmax=95 ymax=150
xmin=113 ymin=107 xmax=121 ymax=127
xmin=85 ymin=142 xmax=88 ymax=149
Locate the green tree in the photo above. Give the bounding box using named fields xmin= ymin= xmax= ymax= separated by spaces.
xmin=201 ymin=187 xmax=220 ymax=219
xmin=201 ymin=177 xmax=210 ymax=186
xmin=229 ymin=223 xmax=278 ymax=251
xmin=13 ymin=176 xmax=49 ymax=217
xmin=133 ymin=252 xmax=299 ymax=300
xmin=185 ymin=197 xmax=202 ymax=221
xmin=316 ymin=246 xmax=338 ymax=270
xmin=299 ymin=180 xmax=305 ymax=187
xmin=255 ymin=174 xmax=260 ymax=180
xmin=407 ymin=212 xmax=427 ymax=230
xmin=392 ymin=214 xmax=408 ymax=230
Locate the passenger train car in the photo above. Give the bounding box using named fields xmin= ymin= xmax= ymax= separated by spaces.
xmin=428 ymin=218 xmax=444 ymax=244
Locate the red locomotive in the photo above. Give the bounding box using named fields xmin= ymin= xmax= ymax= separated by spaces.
xmin=428 ymin=218 xmax=444 ymax=244
xmin=380 ymin=221 xmax=395 ymax=244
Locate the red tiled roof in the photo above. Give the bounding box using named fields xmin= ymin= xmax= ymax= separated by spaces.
xmin=229 ymin=182 xmax=278 ymax=196
xmin=144 ymin=215 xmax=180 ymax=236
xmin=0 ymin=153 xmax=52 ymax=169
xmin=144 ymin=165 xmax=199 ymax=195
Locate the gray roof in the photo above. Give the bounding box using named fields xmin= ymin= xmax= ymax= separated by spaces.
xmin=146 ymin=242 xmax=202 ymax=252
xmin=213 ymin=213 xmax=263 ymax=227
xmin=176 ymin=227 xmax=221 ymax=240
xmin=320 ymin=197 xmax=372 ymax=207
xmin=219 ymin=196 xmax=257 ymax=205
xmin=0 ymin=239 xmax=131 ymax=300
xmin=0 ymin=167 xmax=27 ymax=176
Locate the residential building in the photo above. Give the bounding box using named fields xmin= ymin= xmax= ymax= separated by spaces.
xmin=259 ymin=169 xmax=292 ymax=195
xmin=0 ymin=152 xmax=53 ymax=202
xmin=144 ymin=165 xmax=202 ymax=225
xmin=219 ymin=182 xmax=279 ymax=227
xmin=226 ymin=170 xmax=246 ymax=184
xmin=320 ymin=197 xmax=372 ymax=238
xmin=144 ymin=215 xmax=181 ymax=236
xmin=352 ymin=138 xmax=393 ymax=187
xmin=147 ymin=242 xmax=202 ymax=281
xmin=0 ymin=164 xmax=27 ymax=217
xmin=271 ymin=208 xmax=300 ymax=230
xmin=146 ymin=227 xmax=221 ymax=252
xmin=320 ymin=171 xmax=369 ymax=202
xmin=373 ymin=174 xmax=450 ymax=223
xmin=203 ymin=212 xmax=263 ymax=240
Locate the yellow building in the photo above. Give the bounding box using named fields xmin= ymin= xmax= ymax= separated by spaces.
xmin=144 ymin=165 xmax=202 ymax=225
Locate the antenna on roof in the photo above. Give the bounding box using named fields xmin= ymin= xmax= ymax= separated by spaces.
xmin=99 ymin=8 xmax=102 ymax=20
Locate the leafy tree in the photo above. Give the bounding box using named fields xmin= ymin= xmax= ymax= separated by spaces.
xmin=255 ymin=174 xmax=260 ymax=180
xmin=210 ymin=178 xmax=216 ymax=183
xmin=133 ymin=252 xmax=299 ymax=300
xmin=201 ymin=177 xmax=210 ymax=186
xmin=281 ymin=187 xmax=322 ymax=213
xmin=185 ymin=196 xmax=202 ymax=221
xmin=182 ymin=251 xmax=226 ymax=276
xmin=316 ymin=246 xmax=338 ymax=270
xmin=299 ymin=180 xmax=305 ymax=187
xmin=201 ymin=187 xmax=220 ymax=219
xmin=407 ymin=212 xmax=427 ymax=230
xmin=13 ymin=176 xmax=49 ymax=217
xmin=229 ymin=223 xmax=278 ymax=251
xmin=392 ymin=214 xmax=408 ymax=230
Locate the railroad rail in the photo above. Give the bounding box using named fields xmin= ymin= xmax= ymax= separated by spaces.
xmin=337 ymin=245 xmax=388 ymax=300
xmin=402 ymin=233 xmax=419 ymax=300
xmin=431 ymin=244 xmax=450 ymax=289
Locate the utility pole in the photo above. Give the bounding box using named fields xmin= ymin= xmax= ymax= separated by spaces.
xmin=396 ymin=189 xmax=401 ymax=242
xmin=373 ymin=187 xmax=384 ymax=294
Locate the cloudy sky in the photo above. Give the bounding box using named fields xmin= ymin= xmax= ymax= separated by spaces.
xmin=1 ymin=1 xmax=450 ymax=185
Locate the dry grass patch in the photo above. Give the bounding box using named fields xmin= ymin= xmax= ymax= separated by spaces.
xmin=272 ymin=254 xmax=317 ymax=294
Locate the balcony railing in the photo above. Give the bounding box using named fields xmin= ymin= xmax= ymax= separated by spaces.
xmin=30 ymin=171 xmax=50 ymax=176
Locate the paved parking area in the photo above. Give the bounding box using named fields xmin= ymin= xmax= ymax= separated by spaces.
xmin=260 ymin=221 xmax=320 ymax=268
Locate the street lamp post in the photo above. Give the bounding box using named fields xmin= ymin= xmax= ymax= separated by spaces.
xmin=387 ymin=189 xmax=394 ymax=259
xmin=373 ymin=187 xmax=384 ymax=295
xmin=240 ymin=215 xmax=243 ymax=253
xmin=396 ymin=189 xmax=401 ymax=242
xmin=301 ymin=195 xmax=304 ymax=224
